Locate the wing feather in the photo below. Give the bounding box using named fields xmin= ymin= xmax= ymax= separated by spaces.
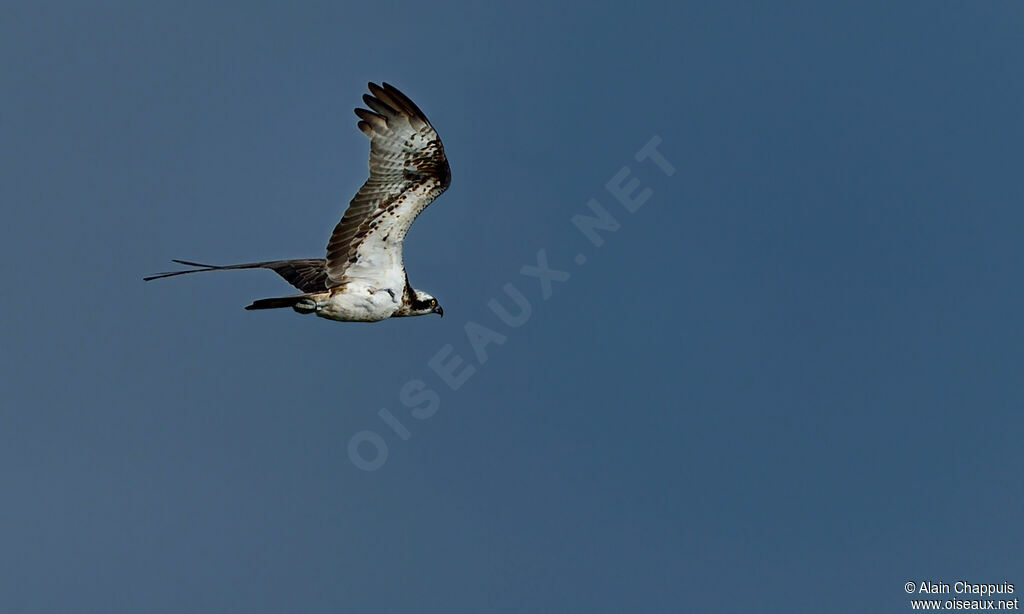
xmin=324 ymin=82 xmax=451 ymax=287
xmin=144 ymin=258 xmax=328 ymax=293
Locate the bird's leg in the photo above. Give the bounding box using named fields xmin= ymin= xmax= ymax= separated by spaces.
xmin=293 ymin=298 xmax=318 ymax=313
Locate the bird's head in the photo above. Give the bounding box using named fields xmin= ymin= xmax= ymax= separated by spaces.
xmin=396 ymin=290 xmax=443 ymax=318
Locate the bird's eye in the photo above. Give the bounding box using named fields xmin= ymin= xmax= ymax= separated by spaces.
xmin=430 ymin=299 xmax=437 ymax=306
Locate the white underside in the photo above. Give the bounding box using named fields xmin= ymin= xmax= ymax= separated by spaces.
xmin=313 ymin=181 xmax=444 ymax=322
xmin=313 ymin=279 xmax=403 ymax=322
xmin=316 ymin=216 xmax=411 ymax=321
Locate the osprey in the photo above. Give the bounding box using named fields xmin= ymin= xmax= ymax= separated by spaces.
xmin=145 ymin=82 xmax=450 ymax=322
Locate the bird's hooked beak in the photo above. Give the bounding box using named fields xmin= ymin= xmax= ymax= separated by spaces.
xmin=433 ymin=305 xmax=444 ymax=317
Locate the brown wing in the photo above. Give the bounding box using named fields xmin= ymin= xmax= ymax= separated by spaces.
xmin=262 ymin=259 xmax=329 ymax=292
xmin=324 ymin=82 xmax=451 ymax=287
xmin=144 ymin=258 xmax=328 ymax=293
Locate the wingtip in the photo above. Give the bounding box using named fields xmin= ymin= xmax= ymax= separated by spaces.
xmin=142 ymin=259 xmax=218 ymax=282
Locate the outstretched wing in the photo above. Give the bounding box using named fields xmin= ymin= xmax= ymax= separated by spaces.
xmin=257 ymin=259 xmax=328 ymax=292
xmin=324 ymin=82 xmax=451 ymax=288
xmin=144 ymin=258 xmax=328 ymax=293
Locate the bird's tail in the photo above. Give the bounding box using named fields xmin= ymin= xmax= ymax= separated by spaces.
xmin=245 ymin=294 xmax=318 ymax=313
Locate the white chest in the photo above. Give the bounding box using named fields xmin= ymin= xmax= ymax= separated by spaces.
xmin=316 ymin=282 xmax=402 ymax=322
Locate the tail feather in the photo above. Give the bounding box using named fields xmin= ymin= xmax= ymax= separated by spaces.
xmin=245 ymin=295 xmax=317 ymax=313
xmin=146 ymin=258 xmax=321 ymax=314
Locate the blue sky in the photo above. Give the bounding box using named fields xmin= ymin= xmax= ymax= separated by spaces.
xmin=2 ymin=2 xmax=1022 ymax=612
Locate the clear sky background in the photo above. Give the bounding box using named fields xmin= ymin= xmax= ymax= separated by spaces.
xmin=2 ymin=2 xmax=1022 ymax=612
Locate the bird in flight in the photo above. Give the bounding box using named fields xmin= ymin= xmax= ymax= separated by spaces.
xmin=145 ymin=82 xmax=450 ymax=322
